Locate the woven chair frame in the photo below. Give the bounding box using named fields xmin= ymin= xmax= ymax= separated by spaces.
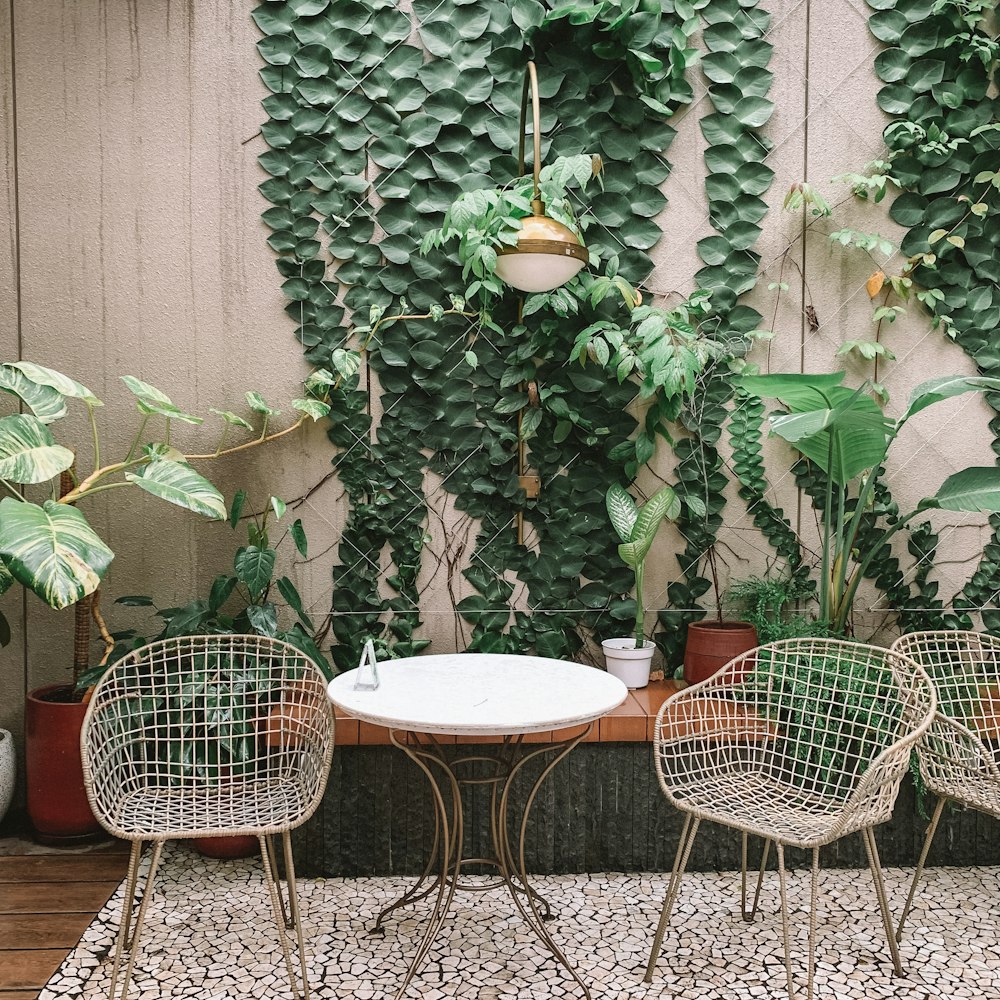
xmin=81 ymin=634 xmax=335 ymax=841
xmin=645 ymin=637 xmax=936 ymax=1000
xmin=888 ymin=630 xmax=1000 ymax=945
xmin=890 ymin=630 xmax=1000 ymax=817
xmin=80 ymin=634 xmax=334 ymax=1000
xmin=653 ymin=637 xmax=936 ymax=849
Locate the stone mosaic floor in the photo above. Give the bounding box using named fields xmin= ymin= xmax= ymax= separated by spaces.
xmin=39 ymin=844 xmax=999 ymax=1000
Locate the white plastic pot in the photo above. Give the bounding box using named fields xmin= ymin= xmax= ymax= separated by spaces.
xmin=601 ymin=638 xmax=655 ymax=689
xmin=0 ymin=729 xmax=13 ymax=826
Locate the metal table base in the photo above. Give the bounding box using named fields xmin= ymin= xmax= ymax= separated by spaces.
xmin=377 ymin=725 xmax=593 ymax=999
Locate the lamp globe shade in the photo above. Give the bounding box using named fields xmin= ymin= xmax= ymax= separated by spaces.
xmin=495 ymin=214 xmax=589 ymax=293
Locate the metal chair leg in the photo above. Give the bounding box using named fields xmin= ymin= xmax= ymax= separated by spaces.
xmin=281 ymin=830 xmax=312 ymax=1000
xmin=260 ymin=835 xmax=302 ymax=1000
xmin=862 ymin=827 xmax=905 ymax=977
xmin=110 ymin=840 xmax=163 ymax=1000
xmin=776 ymin=842 xmax=796 ymax=1000
xmin=896 ymin=796 xmax=944 ymax=943
xmin=644 ymin=814 xmax=700 ymax=983
xmin=741 ymin=833 xmax=772 ymax=922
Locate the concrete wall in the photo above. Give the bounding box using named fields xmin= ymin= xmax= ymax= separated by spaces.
xmin=0 ymin=2 xmax=994 ymax=779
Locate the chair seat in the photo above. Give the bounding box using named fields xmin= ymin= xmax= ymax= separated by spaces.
xmin=112 ymin=779 xmax=312 ymax=838
xmin=667 ymin=769 xmax=850 ymax=848
xmin=938 ymin=777 xmax=1000 ymax=821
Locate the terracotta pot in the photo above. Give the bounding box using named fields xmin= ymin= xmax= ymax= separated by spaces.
xmin=683 ymin=621 xmax=758 ymax=686
xmin=25 ymin=684 xmax=102 ymax=841
xmin=190 ymin=835 xmax=260 ymax=859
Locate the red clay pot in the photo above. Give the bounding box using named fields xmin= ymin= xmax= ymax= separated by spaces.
xmin=683 ymin=621 xmax=759 ymax=686
xmin=191 ymin=835 xmax=260 ymax=859
xmin=25 ymin=684 xmax=102 ymax=841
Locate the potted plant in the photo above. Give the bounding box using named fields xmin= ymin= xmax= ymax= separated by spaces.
xmin=739 ymin=371 xmax=1000 ymax=634
xmin=603 ymin=483 xmax=680 ymax=688
xmin=109 ymin=494 xmax=333 ymax=858
xmin=0 ymin=362 xmax=333 ymax=840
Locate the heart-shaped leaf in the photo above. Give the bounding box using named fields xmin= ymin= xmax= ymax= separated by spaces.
xmin=125 ymin=459 xmax=226 ymax=520
xmin=0 ymin=414 xmax=75 ymax=484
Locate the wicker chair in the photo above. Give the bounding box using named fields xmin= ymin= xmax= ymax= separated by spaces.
xmin=81 ymin=635 xmax=334 ymax=1000
xmin=889 ymin=630 xmax=1000 ymax=942
xmin=645 ymin=637 xmax=935 ymax=1000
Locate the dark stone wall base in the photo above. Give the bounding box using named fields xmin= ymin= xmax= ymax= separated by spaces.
xmin=296 ymin=744 xmax=1000 ymax=877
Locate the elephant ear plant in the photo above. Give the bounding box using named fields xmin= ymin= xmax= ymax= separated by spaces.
xmin=741 ymin=372 xmax=1000 ymax=635
xmin=603 ymin=482 xmax=680 ymax=688
xmin=0 ymin=361 xmax=333 ymax=693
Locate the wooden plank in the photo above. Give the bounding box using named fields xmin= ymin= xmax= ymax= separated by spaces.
xmin=0 ymin=950 xmax=68 ymax=990
xmin=0 ymin=854 xmax=127 ymax=884
xmin=0 ymin=912 xmax=94 ymax=950
xmin=0 ymin=991 xmax=42 ymax=999
xmin=0 ymin=880 xmax=121 ymax=914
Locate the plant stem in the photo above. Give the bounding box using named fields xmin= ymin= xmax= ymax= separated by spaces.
xmin=87 ymin=403 xmax=100 ymax=474
xmin=185 ymin=416 xmax=307 ymax=461
xmin=0 ymin=479 xmax=22 ymax=499
xmin=634 ymin=562 xmax=645 ymax=646
xmin=125 ymin=415 xmax=150 ymax=462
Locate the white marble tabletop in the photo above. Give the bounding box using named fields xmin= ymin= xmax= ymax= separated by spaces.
xmin=327 ymin=653 xmax=629 ymax=736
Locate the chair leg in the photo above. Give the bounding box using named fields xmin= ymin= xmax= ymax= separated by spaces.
xmin=775 ymin=842 xmax=796 ymax=1000
xmin=741 ymin=832 xmax=772 ymax=922
xmin=110 ymin=840 xmax=164 ymax=1000
xmin=862 ymin=826 xmax=904 ymax=977
xmin=644 ymin=814 xmax=700 ymax=983
xmin=260 ymin=834 xmax=303 ymax=1000
xmin=896 ymin=796 xmax=944 ymax=943
xmin=281 ymin=830 xmax=312 ymax=1000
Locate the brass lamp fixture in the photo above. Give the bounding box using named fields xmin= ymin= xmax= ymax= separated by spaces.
xmin=494 ymin=61 xmax=589 ymax=293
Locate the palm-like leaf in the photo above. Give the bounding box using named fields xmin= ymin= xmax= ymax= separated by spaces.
xmin=739 ymin=372 xmax=844 ymax=410
xmin=0 ymin=365 xmax=67 ymax=423
xmin=0 ymin=414 xmax=75 ymax=484
xmin=766 ymin=386 xmax=892 ymax=485
xmin=606 ymin=483 xmax=638 ymax=542
xmin=903 ymin=374 xmax=1000 ymax=421
xmin=10 ymin=362 xmax=101 ymax=406
xmin=924 ymin=467 xmax=1000 ymax=513
xmin=0 ymin=498 xmax=113 ymax=609
xmin=125 ymin=458 xmax=226 ymax=520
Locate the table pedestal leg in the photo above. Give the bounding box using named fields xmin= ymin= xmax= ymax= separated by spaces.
xmin=382 ymin=726 xmax=592 ymax=1000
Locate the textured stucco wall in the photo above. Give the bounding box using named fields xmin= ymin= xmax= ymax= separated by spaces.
xmin=0 ymin=1 xmax=995 ymax=785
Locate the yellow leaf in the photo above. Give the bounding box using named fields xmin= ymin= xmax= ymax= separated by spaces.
xmin=866 ymin=271 xmax=885 ymax=298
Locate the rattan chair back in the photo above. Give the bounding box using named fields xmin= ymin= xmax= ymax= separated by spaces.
xmin=890 ymin=630 xmax=1000 ymax=806
xmin=82 ymin=634 xmax=334 ymax=840
xmin=657 ymin=637 xmax=936 ymax=831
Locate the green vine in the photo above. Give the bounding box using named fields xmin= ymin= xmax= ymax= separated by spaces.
xmin=658 ymin=0 xmax=776 ymax=664
xmin=866 ymin=0 xmax=1000 ymax=631
xmin=254 ymin=1 xmax=707 ymax=667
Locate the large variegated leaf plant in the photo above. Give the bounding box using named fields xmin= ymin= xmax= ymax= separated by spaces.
xmin=0 ymin=361 xmax=333 ymax=680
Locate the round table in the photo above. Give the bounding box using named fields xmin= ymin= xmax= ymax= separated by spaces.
xmin=328 ymin=653 xmax=627 ymax=1000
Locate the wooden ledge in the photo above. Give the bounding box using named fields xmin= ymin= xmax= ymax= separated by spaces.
xmin=333 ymin=679 xmax=685 ymax=746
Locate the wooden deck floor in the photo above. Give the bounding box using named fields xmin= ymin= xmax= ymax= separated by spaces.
xmin=0 ymin=843 xmax=128 ymax=999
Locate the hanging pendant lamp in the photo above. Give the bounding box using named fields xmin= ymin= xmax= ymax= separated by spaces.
xmin=494 ymin=61 xmax=589 ymax=294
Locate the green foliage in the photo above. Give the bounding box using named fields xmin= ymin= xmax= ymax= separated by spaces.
xmin=727 ymin=574 xmax=827 ymax=643
xmin=607 ymin=483 xmax=680 ymax=643
xmin=866 ymin=0 xmax=1000 ymax=632
xmin=742 ymin=371 xmax=1000 ymax=633
xmin=91 ymin=496 xmax=333 ymax=690
xmin=0 ymin=361 xmax=330 ymax=659
xmin=255 ymin=0 xmax=704 ymax=668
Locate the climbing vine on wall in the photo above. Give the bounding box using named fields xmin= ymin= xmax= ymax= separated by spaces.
xmin=658 ymin=0 xmax=777 ymax=664
xmin=865 ymin=0 xmax=1000 ymax=631
xmin=253 ymin=0 xmax=716 ymax=668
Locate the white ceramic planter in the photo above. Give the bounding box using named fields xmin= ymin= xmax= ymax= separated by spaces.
xmin=601 ymin=638 xmax=655 ymax=689
xmin=0 ymin=729 xmax=13 ymax=826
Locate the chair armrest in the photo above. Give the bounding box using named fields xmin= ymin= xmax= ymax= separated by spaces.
xmin=918 ymin=711 xmax=1000 ymax=792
